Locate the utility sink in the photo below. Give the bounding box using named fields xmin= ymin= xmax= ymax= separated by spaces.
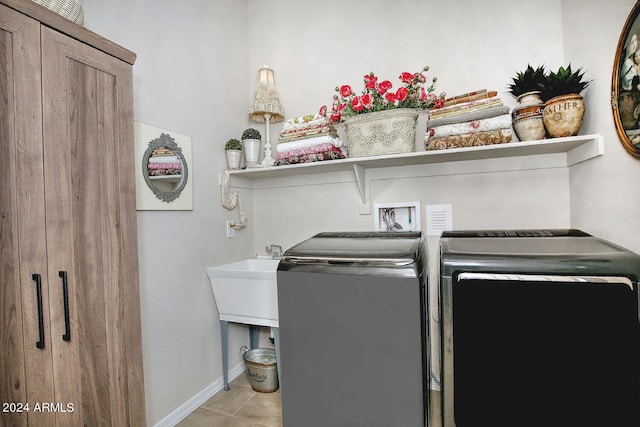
xmin=206 ymin=258 xmax=280 ymax=327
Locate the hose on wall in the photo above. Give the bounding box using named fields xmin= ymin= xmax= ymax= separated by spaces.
xmin=221 ymin=169 xmax=247 ymax=230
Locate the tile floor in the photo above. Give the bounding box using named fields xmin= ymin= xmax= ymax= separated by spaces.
xmin=176 ymin=372 xmax=442 ymax=427
xmin=176 ymin=374 xmax=282 ymax=427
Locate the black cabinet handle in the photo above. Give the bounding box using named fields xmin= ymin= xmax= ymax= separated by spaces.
xmin=59 ymin=271 xmax=71 ymax=341
xmin=32 ymin=273 xmax=45 ymax=349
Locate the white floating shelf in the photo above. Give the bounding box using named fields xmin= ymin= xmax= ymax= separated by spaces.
xmin=227 ymin=134 xmax=603 ymax=203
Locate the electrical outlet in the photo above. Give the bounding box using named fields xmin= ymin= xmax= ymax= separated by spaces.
xmin=226 ymin=221 xmax=235 ymax=238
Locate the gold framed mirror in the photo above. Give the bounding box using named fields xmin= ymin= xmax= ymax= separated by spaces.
xmin=612 ymin=0 xmax=640 ymax=159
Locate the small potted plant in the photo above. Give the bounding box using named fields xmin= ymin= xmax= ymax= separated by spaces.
xmin=241 ymin=128 xmax=262 ymax=167
xmin=507 ymin=64 xmax=547 ymax=141
xmin=507 ymin=64 xmax=546 ymax=106
xmin=224 ymin=138 xmax=242 ymax=169
xmin=540 ymin=64 xmax=592 ymax=138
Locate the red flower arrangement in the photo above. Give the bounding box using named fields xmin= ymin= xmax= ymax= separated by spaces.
xmin=326 ymin=66 xmax=445 ymax=124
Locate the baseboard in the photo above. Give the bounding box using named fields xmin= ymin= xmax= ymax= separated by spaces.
xmin=153 ymin=361 xmax=246 ymax=427
xmin=154 ymin=361 xmax=440 ymax=426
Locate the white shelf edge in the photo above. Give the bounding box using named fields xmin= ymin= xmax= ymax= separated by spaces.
xmin=227 ymin=134 xmax=602 ymax=202
xmin=566 ymin=135 xmax=604 ymax=166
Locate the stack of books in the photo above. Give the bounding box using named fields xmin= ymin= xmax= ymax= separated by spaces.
xmin=425 ymin=89 xmax=513 ymax=150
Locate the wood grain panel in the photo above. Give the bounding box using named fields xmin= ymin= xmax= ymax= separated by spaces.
xmin=41 ymin=25 xmax=145 ymax=426
xmin=0 ymin=15 xmax=28 ymax=427
xmin=0 ymin=5 xmax=56 ymax=427
xmin=1 ymin=3 xmax=143 ymax=424
xmin=0 ymin=0 xmax=136 ymax=64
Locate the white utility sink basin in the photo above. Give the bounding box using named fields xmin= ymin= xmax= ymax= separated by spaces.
xmin=206 ymin=258 xmax=280 ymax=327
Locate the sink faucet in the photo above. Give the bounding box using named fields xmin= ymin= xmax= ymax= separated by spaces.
xmin=266 ymin=244 xmax=283 ymax=259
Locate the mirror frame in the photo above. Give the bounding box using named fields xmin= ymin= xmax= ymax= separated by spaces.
xmin=142 ymin=133 xmax=189 ymax=202
xmin=612 ymin=0 xmax=640 ymax=160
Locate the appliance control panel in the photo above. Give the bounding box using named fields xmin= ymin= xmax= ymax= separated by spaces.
xmin=441 ymin=229 xmax=590 ymax=238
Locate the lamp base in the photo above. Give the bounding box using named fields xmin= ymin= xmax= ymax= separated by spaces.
xmin=261 ymin=148 xmax=275 ymax=167
xmin=261 ymin=114 xmax=276 ymax=167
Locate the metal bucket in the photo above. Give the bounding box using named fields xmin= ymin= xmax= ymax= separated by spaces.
xmin=240 ymin=346 xmax=279 ymax=393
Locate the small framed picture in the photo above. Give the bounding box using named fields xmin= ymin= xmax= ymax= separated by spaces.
xmin=373 ymin=202 xmax=421 ymax=232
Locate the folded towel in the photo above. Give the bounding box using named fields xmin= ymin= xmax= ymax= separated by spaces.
xmin=279 ymin=123 xmax=331 ymax=143
xmin=427 ymin=105 xmax=511 ymax=128
xmin=148 ymin=169 xmax=182 ymax=176
xmin=147 ymin=163 xmax=182 ymax=170
xmin=429 ymin=97 xmax=503 ymax=119
xmin=148 ymin=156 xmax=180 ymax=164
xmin=441 ymin=90 xmax=497 ymax=108
xmin=275 ymin=145 xmax=346 ymax=166
xmin=426 ymin=128 xmax=513 ymax=151
xmin=425 ymin=114 xmax=512 ymax=141
xmin=151 ymin=148 xmax=174 ymax=156
xmin=276 ymin=134 xmax=343 ymax=154
xmin=276 ymin=142 xmax=344 ymax=159
xmin=283 ymin=113 xmax=325 ymax=128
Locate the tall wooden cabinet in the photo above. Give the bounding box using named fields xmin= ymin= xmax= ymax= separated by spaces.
xmin=0 ymin=0 xmax=145 ymax=425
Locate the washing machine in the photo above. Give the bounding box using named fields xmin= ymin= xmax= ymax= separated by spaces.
xmin=277 ymin=231 xmax=429 ymax=427
xmin=439 ymin=229 xmax=640 ymax=427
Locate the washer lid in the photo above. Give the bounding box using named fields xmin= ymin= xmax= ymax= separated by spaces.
xmin=440 ymin=230 xmax=640 ymax=277
xmin=442 ymin=236 xmax=622 ymax=256
xmin=281 ymin=231 xmax=423 ymax=268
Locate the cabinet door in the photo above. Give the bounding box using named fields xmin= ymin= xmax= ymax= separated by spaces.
xmin=40 ymin=26 xmax=145 ymax=426
xmin=0 ymin=5 xmax=56 ymax=427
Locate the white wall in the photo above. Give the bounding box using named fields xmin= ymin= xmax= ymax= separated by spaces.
xmin=246 ymin=0 xmax=572 ymax=391
xmin=81 ymin=0 xmax=640 ymax=424
xmin=563 ymin=0 xmax=640 ymax=254
xmin=82 ymin=1 xmax=258 ymax=424
xmin=247 ymin=0 xmax=571 ymax=246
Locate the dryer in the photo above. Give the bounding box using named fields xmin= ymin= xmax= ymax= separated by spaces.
xmin=439 ymin=229 xmax=640 ymax=427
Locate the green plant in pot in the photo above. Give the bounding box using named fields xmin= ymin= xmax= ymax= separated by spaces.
xmin=225 ymin=138 xmax=242 ymax=150
xmin=507 ymin=64 xmax=546 ymax=105
xmin=224 ymin=138 xmax=242 ymax=170
xmin=541 ymin=64 xmax=592 ymax=138
xmin=241 ymin=128 xmax=262 ymax=167
xmin=508 ymin=64 xmax=547 ymax=141
xmin=242 ymin=128 xmax=262 ymax=141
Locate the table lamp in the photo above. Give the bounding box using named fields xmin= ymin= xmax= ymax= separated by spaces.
xmin=248 ymin=65 xmax=285 ymax=166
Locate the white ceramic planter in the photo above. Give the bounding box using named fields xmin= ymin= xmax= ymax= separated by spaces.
xmin=517 ymin=91 xmax=543 ymax=106
xmin=225 ymin=150 xmax=242 ymax=170
xmin=242 ymin=138 xmax=262 ymax=166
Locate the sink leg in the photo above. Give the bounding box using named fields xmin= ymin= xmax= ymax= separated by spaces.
xmin=249 ymin=324 xmax=259 ymax=349
xmin=220 ymin=320 xmax=230 ymax=391
xmin=273 ymin=327 xmax=281 ymax=389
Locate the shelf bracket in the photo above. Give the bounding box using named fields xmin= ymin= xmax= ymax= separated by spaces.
xmin=352 ymin=164 xmax=367 ymax=204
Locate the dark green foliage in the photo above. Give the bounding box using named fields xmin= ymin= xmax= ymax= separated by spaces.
xmin=507 ymin=64 xmax=547 ymax=97
xmin=225 ymin=138 xmax=242 ymax=150
xmin=540 ymin=64 xmax=592 ymax=102
xmin=241 ymin=128 xmax=261 ymax=140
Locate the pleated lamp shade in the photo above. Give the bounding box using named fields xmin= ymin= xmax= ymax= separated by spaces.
xmin=248 ymin=66 xmax=285 ymax=123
